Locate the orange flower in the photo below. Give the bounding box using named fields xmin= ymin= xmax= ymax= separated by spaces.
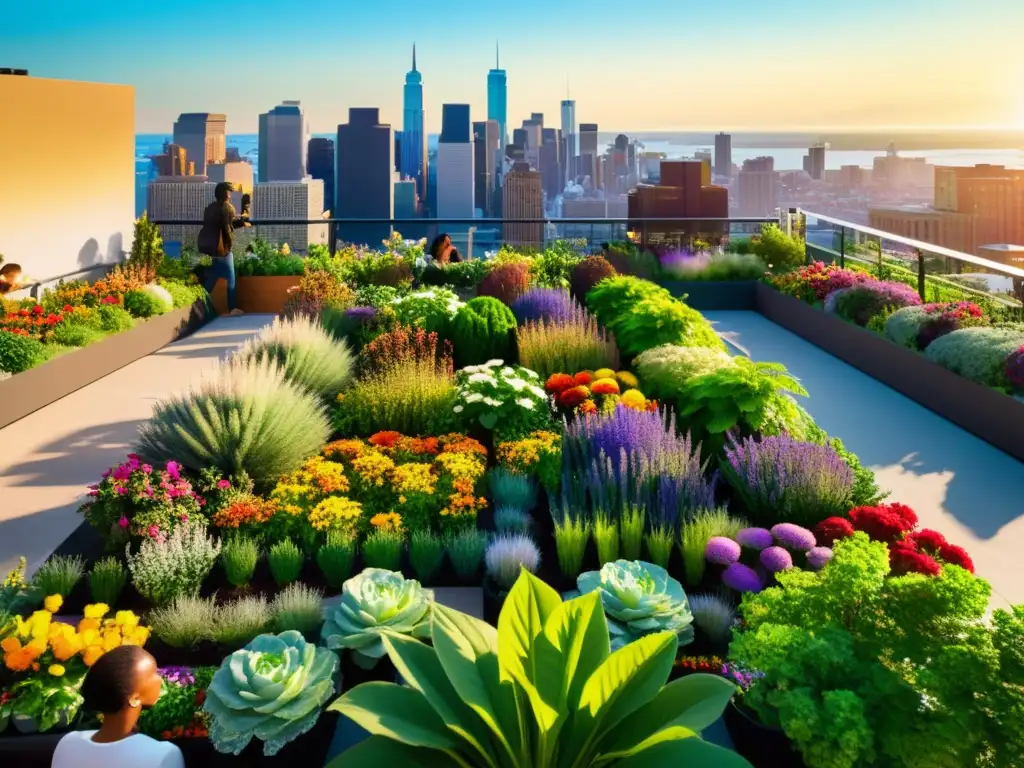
xmin=368 ymin=431 xmax=402 ymax=448
xmin=573 ymin=371 xmax=594 ymax=386
xmin=591 ymin=378 xmax=620 ymax=395
xmin=577 ymin=399 xmax=598 ymax=415
xmin=322 ymin=439 xmax=366 ymax=460
xmin=4 ymin=650 xmax=32 ymax=672
xmin=559 ymin=385 xmax=591 ymax=407
xmin=82 ymin=645 xmax=104 ymax=667
xmin=77 ymin=617 xmax=101 ymax=634
xmin=211 ymin=495 xmax=277 ymax=529
xmin=1 ymin=637 xmax=22 ymax=654
xmin=545 ymin=373 xmax=575 ymax=393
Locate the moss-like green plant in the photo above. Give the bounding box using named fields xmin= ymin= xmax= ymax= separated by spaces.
xmin=620 ymin=506 xmax=645 ymax=561
xmin=925 ymin=325 xmax=1024 ymax=388
xmin=408 ymin=529 xmax=444 ymax=584
xmin=362 ymin=530 xmax=404 ymax=572
xmin=446 ymin=528 xmax=486 ymax=581
xmin=553 ymin=514 xmax=589 ymax=580
xmin=221 ymin=536 xmax=260 ymax=588
xmin=593 ymin=516 xmax=620 ymax=566
xmin=449 ymin=296 xmax=517 ymax=367
xmin=123 ymin=289 xmax=168 ymax=318
xmin=50 ymin=322 xmax=106 ymax=348
xmin=268 ymin=539 xmax=304 ymax=587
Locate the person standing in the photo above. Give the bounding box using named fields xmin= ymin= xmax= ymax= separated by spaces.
xmin=196 ymin=182 xmax=249 ymax=315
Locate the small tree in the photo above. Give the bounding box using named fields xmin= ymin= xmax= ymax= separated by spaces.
xmin=128 ymin=212 xmax=164 ymax=272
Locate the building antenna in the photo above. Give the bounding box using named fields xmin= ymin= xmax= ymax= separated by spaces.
xmin=496 ymin=41 xmax=499 ymax=69
xmin=412 ymin=43 xmax=417 ymax=72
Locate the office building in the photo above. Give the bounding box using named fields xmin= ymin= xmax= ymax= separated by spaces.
xmin=473 ymin=119 xmax=500 ymax=217
xmin=560 ymin=99 xmax=576 ymax=185
xmin=487 ymin=43 xmax=507 ymax=149
xmin=147 ymin=176 xmax=220 ymax=247
xmin=579 ymin=123 xmax=600 ymax=187
xmin=394 ymin=179 xmax=417 ymax=220
xmin=503 ymin=162 xmax=543 ymax=247
xmin=521 ymin=117 xmax=542 ymax=171
xmin=172 ymin=113 xmax=226 ymax=175
xmin=714 ymin=132 xmax=732 ymax=180
xmin=540 ymin=128 xmax=562 ymax=201
xmin=336 ymin=107 xmax=395 ymax=245
xmin=252 ymin=178 xmax=326 ymax=251
xmin=401 ymin=44 xmax=427 ymax=201
xmin=152 ymin=143 xmax=193 ymax=177
xmin=306 ymin=137 xmax=335 ymax=214
xmin=873 ymin=149 xmax=933 ymax=191
xmin=736 ymin=157 xmax=777 ymax=217
xmin=258 ymin=101 xmax=306 ymax=182
xmin=804 ymin=143 xmax=826 ymax=181
xmin=628 ymin=160 xmax=728 ymax=243
xmin=207 ymin=161 xmax=253 ymax=196
xmin=436 ymin=104 xmax=475 ymax=219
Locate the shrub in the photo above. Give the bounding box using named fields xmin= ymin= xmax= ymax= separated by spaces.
xmin=235 ymin=315 xmax=353 ymax=398
xmin=915 ymin=301 xmax=988 ymax=349
xmin=122 ymin=288 xmax=168 ymax=318
xmin=316 ymin=530 xmax=356 ymax=588
xmin=516 ymin=311 xmax=620 ymax=380
xmin=356 ymin=324 xmax=452 ymax=379
xmin=925 ymin=325 xmax=1024 ymax=387
xmin=450 ymin=296 xmax=517 ymax=367
xmin=477 ymin=260 xmax=532 ymax=305
xmin=142 ymin=283 xmax=175 ymax=312
xmin=408 ymin=529 xmax=444 ymax=583
xmin=221 ymin=536 xmax=260 ymax=588
xmin=282 ymin=269 xmax=357 ymax=319
xmin=419 ymin=260 xmax=489 ymax=290
xmin=235 ymin=243 xmax=305 ymax=277
xmin=267 ymin=539 xmax=304 ymax=586
xmin=211 ymin=595 xmax=272 ymax=647
xmin=0 ymin=330 xmax=47 ymax=373
xmin=271 ymin=582 xmax=324 ymax=637
xmin=661 ymin=251 xmax=766 ymax=281
xmin=453 ymin=360 xmax=553 ymax=437
xmin=95 ymin=304 xmax=134 ymax=333
xmin=635 ymin=344 xmax=737 ymax=398
xmin=158 ymin=279 xmax=204 ymax=309
xmin=389 ymin=288 xmax=463 ymax=336
xmin=32 ymin=555 xmax=85 ymax=599
xmin=485 ymin=533 xmax=541 ymax=591
xmin=488 ymin=467 xmax=537 ymax=511
xmin=50 ymin=321 xmax=105 ymax=347
xmin=569 ymin=254 xmax=616 ymax=302
xmin=447 ymin=528 xmax=486 ymax=581
xmin=884 ymin=305 xmax=933 ymax=347
xmin=342 ymin=251 xmax=413 ymax=288
xmin=510 ymin=287 xmax=580 ymax=325
xmin=494 ymin=506 xmax=531 ymax=533
xmin=148 ymin=595 xmax=216 ymax=648
xmin=553 ymin=514 xmax=589 ymax=579
xmin=362 ymin=529 xmax=404 ymax=571
xmin=89 ymin=557 xmax=127 ymax=605
xmin=137 ymin=354 xmax=330 ymax=481
xmin=829 ymin=280 xmax=922 ymax=326
xmin=602 ymin=242 xmax=660 ymax=279
xmin=751 ymin=223 xmax=804 ymax=269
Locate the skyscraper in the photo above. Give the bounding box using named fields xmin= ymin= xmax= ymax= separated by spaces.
xmin=401 ymin=44 xmax=427 ymax=201
xmin=258 ymin=101 xmax=306 ymax=182
xmin=306 ymin=137 xmax=335 ymax=214
xmin=487 ymin=43 xmax=507 ymax=150
xmin=172 ymin=113 xmax=226 ymax=175
xmin=560 ymin=99 xmax=576 ymax=185
xmin=503 ymin=161 xmax=543 ymax=247
xmin=253 ymin=178 xmax=327 ymax=251
xmin=540 ymin=128 xmax=562 ymax=200
xmin=336 ymin=108 xmax=395 ymax=245
xmin=152 ymin=143 xmax=193 ymax=176
xmin=737 ymin=157 xmax=777 ymax=217
xmin=714 ymin=132 xmax=732 ymax=180
xmin=521 ymin=117 xmax=542 ymax=172
xmin=436 ymin=104 xmax=475 ymax=220
xmin=805 ymin=143 xmax=826 ymax=181
xmin=578 ymin=123 xmax=599 ymax=187
xmin=147 ymin=176 xmax=224 ymax=247
xmin=207 ymin=161 xmax=253 ymax=196
xmin=473 ymin=120 xmax=499 ymax=217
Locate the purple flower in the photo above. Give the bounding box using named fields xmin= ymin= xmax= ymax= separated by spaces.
xmin=511 ymin=288 xmax=581 ymax=325
xmin=118 ymin=516 xmax=129 ymax=529
xmin=165 ymin=461 xmax=181 ymax=481
xmin=722 ymin=562 xmax=762 ymax=593
xmin=807 ymin=546 xmax=834 ymax=570
xmin=344 ymin=306 xmax=377 ymax=323
xmin=832 ymin=280 xmax=922 ymax=326
xmin=706 ymin=536 xmax=741 ymax=565
xmin=760 ymin=546 xmax=793 ymax=573
xmin=736 ymin=527 xmax=773 ymax=551
xmin=159 ymin=666 xmax=196 ymax=687
xmin=217 ymin=479 xmax=231 ymax=490
xmin=659 ymin=249 xmax=712 ymax=279
xmin=771 ymin=523 xmax=816 ymax=552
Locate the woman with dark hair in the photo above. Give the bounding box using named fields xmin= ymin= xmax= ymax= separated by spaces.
xmin=51 ymin=645 xmax=183 ymax=767
xmin=429 ymin=233 xmax=462 ymax=265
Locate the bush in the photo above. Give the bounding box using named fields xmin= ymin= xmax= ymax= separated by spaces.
xmin=32 ymin=555 xmax=85 ymax=598
xmin=211 ymin=596 xmax=272 ymax=647
xmin=829 ymin=280 xmax=922 ymax=326
xmin=1007 ymin=345 xmax=1024 ymax=393
xmin=569 ymin=255 xmax=616 ymax=303
xmin=356 ymin=324 xmax=451 ymax=379
xmin=89 ymin=557 xmax=127 ymax=605
xmin=389 ymin=288 xmax=463 ymax=336
xmin=477 ymin=260 xmax=532 ymax=306
xmin=510 ymin=288 xmax=580 ymax=325
xmin=0 ymin=331 xmax=48 ymax=373
xmin=602 ymin=242 xmax=659 ymax=279
xmin=282 ymin=269 xmax=356 ymax=319
xmin=516 ymin=311 xmax=619 ymax=380
xmin=342 ymin=251 xmax=413 ymax=288
xmin=751 ymin=223 xmax=804 ymax=269
xmin=126 ymin=520 xmax=221 ymax=604
xmin=450 ymin=296 xmax=517 ymax=367
xmin=159 ymin=279 xmax=205 ymax=308
xmin=530 ymin=243 xmax=584 ymax=289
xmin=419 ymin=260 xmax=489 ymax=290
xmin=915 ymin=301 xmax=988 ymax=349
xmin=271 ymin=582 xmax=324 ymax=637
xmin=884 ymin=305 xmax=932 ymax=348
xmin=362 ymin=529 xmax=404 ymax=571
xmin=142 ymin=283 xmax=175 ymax=313
xmin=453 ymin=360 xmax=553 ymax=438
xmin=409 ymin=529 xmax=444 ymax=583
xmin=149 ymin=595 xmax=216 ymax=648
xmin=769 ymin=261 xmax=872 ymax=304
xmin=235 ymin=243 xmax=305 ymax=276
xmin=316 ymin=530 xmax=356 ymax=588
xmin=50 ymin=322 xmax=105 ymax=347
xmin=137 ymin=354 xmax=330 ymax=481
xmin=660 ymin=251 xmax=767 ymax=281
xmin=123 ymin=289 xmax=168 ymax=318
xmin=221 ymin=536 xmax=260 ymax=588
xmin=925 ymin=325 xmax=1024 ymax=387
xmin=635 ymin=344 xmax=737 ymax=398
xmin=268 ymin=539 xmax=305 ymax=586
xmin=95 ymin=305 xmax=134 ymax=333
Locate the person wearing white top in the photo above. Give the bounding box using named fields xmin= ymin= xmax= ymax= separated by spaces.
xmin=51 ymin=645 xmax=184 ymax=768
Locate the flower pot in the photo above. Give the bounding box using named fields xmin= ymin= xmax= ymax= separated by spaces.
xmin=482 ymin=578 xmax=508 ymax=627
xmin=11 ymin=714 xmax=38 ymax=735
xmin=723 ymin=700 xmax=806 ymax=768
xmin=210 ymin=276 xmax=301 ymax=315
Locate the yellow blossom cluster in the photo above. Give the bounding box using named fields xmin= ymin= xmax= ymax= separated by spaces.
xmin=308 ymin=497 xmax=364 ymax=534
xmin=369 ymin=512 xmax=404 ymax=533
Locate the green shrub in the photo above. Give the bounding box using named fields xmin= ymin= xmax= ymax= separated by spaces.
xmin=663 ymin=252 xmax=767 ymax=282
xmin=635 ymin=344 xmax=738 ymax=398
xmin=123 ymin=289 xmax=168 ymax=318
xmin=128 ymin=212 xmax=165 ymax=272
xmin=271 ymin=582 xmax=324 ymax=638
xmin=408 ymin=529 xmax=444 ymax=584
xmin=362 ymin=530 xmax=404 ymax=571
xmin=95 ymin=305 xmax=134 ymax=333
xmin=32 ymin=555 xmax=85 ymax=599
xmin=316 ymin=531 xmax=356 ymax=589
xmin=553 ymin=515 xmax=589 ymax=580
xmin=159 ymin=279 xmax=205 ymax=308
xmin=419 ymin=260 xmax=489 ymax=290
xmin=449 ymin=296 xmax=517 ymax=367
xmin=390 ymin=289 xmax=464 ymax=336
xmin=235 ymin=243 xmax=305 ymax=276
xmin=50 ymin=322 xmax=106 ymax=348
xmin=516 ymin=314 xmax=619 ymax=380
xmin=89 ymin=557 xmax=127 ymax=605
xmin=268 ymin=539 xmax=305 ymax=586
xmin=149 ymin=595 xmax=216 ymax=648
xmin=602 ymin=242 xmax=659 ymax=279
xmin=0 ymin=331 xmax=48 ymax=373
xmin=446 ymin=528 xmax=486 ymax=581
xmin=531 ymin=243 xmax=584 ymax=289
xmin=221 ymin=536 xmax=260 ymax=588
xmin=352 ymin=285 xmax=401 ymax=308
xmin=925 ymin=325 xmax=1024 ymax=387
xmin=751 ymin=223 xmax=805 ymax=269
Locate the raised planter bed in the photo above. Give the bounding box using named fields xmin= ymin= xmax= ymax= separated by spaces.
xmin=658 ymin=280 xmax=758 ymax=310
xmin=755 ymin=282 xmax=1024 ymax=462
xmin=0 ymin=299 xmax=211 ymax=430
xmin=210 ymin=276 xmax=300 ymax=315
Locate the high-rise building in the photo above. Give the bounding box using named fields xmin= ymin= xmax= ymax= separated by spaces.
xmin=207 ymin=161 xmax=253 ymax=196
xmin=579 ymin=123 xmax=600 ymax=188
xmin=804 ymin=143 xmax=826 ymax=181
xmin=172 ymin=113 xmax=226 ymax=175
xmin=252 ymin=178 xmax=326 ymax=251
xmin=503 ymin=162 xmax=543 ymax=247
xmin=336 ymin=107 xmax=395 ymax=245
xmin=401 ymin=44 xmax=427 ymax=201
xmin=147 ymin=176 xmax=224 ymax=247
xmin=436 ymin=104 xmax=475 ymax=220
xmin=530 ymin=113 xmax=544 ymax=126
xmin=152 ymin=143 xmax=193 ymax=177
xmin=560 ymin=99 xmax=576 ymax=185
xmin=736 ymin=157 xmax=777 ymax=217
xmin=473 ymin=119 xmax=500 ymax=217
xmin=714 ymin=132 xmax=732 ymax=180
xmin=487 ymin=43 xmax=507 ymax=149
xmin=521 ymin=118 xmax=542 ymax=171
xmin=628 ymin=160 xmax=728 ymax=242
xmin=540 ymin=128 xmax=562 ymax=201
xmin=872 ymin=148 xmax=932 ymax=191
xmin=394 ymin=179 xmax=417 ymax=220
xmin=306 ymin=138 xmax=335 ymax=215
xmin=258 ymin=101 xmax=306 ymax=182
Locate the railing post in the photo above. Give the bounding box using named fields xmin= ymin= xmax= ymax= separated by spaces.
xmin=838 ymin=226 xmax=845 ymax=268
xmin=916 ymin=247 xmax=926 ymax=301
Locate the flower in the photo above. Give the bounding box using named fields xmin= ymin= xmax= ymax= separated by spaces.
xmin=370 ymin=512 xmax=403 ymax=532
xmin=813 ymin=516 xmax=855 ymax=547
xmin=545 ymin=373 xmax=575 ymax=393
xmin=760 ymin=546 xmax=793 ymax=573
xmin=44 ymin=594 xmax=63 ymax=613
xmin=938 ymin=543 xmax=975 ymax=573
xmin=309 ymin=497 xmax=364 ymax=533
xmin=890 ymin=547 xmax=941 ymax=576
xmin=559 ymin=385 xmax=591 ymax=408
xmin=806 ymin=546 xmax=834 ymax=570
xmin=619 ymin=389 xmax=647 ymax=411
xmin=573 ymin=371 xmax=594 ymax=386
xmin=48 ymin=664 xmax=66 ymax=676
xmin=453 ymin=405 xmax=464 ymax=413
xmin=216 ymin=479 xmax=231 ymax=490
xmin=515 ymin=397 xmax=536 ymax=409
xmin=770 ymin=523 xmax=816 ymax=551
xmin=735 ymin=527 xmax=773 ymax=551
xmin=907 ymin=528 xmax=947 ymax=553
xmin=849 ymin=504 xmax=917 ymax=543
xmin=82 ymin=645 xmax=105 ymax=667
xmin=84 ymin=603 xmax=110 ymax=620
xmin=705 ymin=537 xmax=741 ymax=565
xmin=593 ymin=368 xmax=616 ymax=380
xmin=591 ymin=377 xmax=620 ymax=395
xmin=616 ymin=371 xmax=639 ymax=389
xmin=722 ymin=562 xmax=762 ymax=592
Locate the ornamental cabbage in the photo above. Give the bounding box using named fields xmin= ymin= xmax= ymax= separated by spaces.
xmin=576 ymin=559 xmax=694 ymax=649
xmin=202 ymin=630 xmax=338 ymax=756
xmin=321 ymin=568 xmax=433 ymax=669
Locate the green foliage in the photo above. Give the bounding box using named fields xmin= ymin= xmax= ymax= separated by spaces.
xmin=553 ymin=515 xmax=589 ymax=580
xmin=531 ymin=242 xmax=584 ymax=289
xmin=644 ymin=527 xmax=674 ymax=570
xmin=128 ymin=212 xmax=164 ymax=273
xmin=0 ymin=331 xmax=48 ymax=373
xmin=50 ymin=321 xmax=105 ymax=347
xmin=488 ymin=468 xmax=538 ymax=511
xmin=95 ymin=305 xmax=134 ymax=333
xmin=680 ymin=509 xmax=745 ymax=586
xmin=516 ymin=315 xmax=619 ymax=380
xmin=409 ymin=529 xmax=445 ymax=584
xmin=271 ymin=582 xmax=324 ymax=638
xmin=419 ymin=260 xmax=490 ymax=290
xmin=751 ymin=223 xmax=805 ymax=269
xmin=446 ymin=528 xmax=486 ymax=581
xmin=662 ymin=252 xmax=768 ymax=282
xmin=593 ymin=516 xmax=620 ymax=566
xmin=925 ymin=325 xmax=1024 ymax=388
xmin=450 ymin=296 xmax=518 ymax=367
xmin=326 ymin=570 xmax=746 ymax=768
xmin=317 ymin=531 xmax=356 ymax=589
xmin=390 ymin=289 xmax=464 ymax=336
xmin=122 ymin=289 xmax=166 ymax=318
xmin=31 ymin=555 xmax=85 ymax=599
xmin=634 ymin=344 xmax=737 ymax=399
xmin=268 ymin=539 xmax=305 ymax=587
xmin=494 ymin=506 xmax=531 ymax=533
xmin=211 ymin=595 xmax=272 ymax=647
xmin=89 ymin=556 xmax=127 ymax=605
xmin=221 ymin=536 xmax=260 ymax=588
xmin=602 ymin=241 xmax=660 ymax=279
xmin=620 ymin=506 xmax=645 ymax=561
xmin=585 ymin=276 xmax=725 ymax=357
xmin=362 ymin=530 xmax=405 ymax=571
xmin=353 ymin=284 xmax=401 ymax=308
xmin=159 ymin=278 xmax=206 ymax=308
xmin=148 ymin=595 xmax=216 ymax=648
xmin=342 ymin=250 xmax=413 ymax=288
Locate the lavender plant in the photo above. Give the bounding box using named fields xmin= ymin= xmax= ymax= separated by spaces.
xmin=510 ymin=287 xmax=580 ymax=325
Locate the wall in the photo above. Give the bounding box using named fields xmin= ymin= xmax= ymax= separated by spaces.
xmin=0 ymin=76 xmax=134 ymax=283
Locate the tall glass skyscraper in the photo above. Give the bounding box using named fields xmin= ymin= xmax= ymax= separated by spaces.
xmin=487 ymin=43 xmax=507 ymax=152
xmin=401 ymin=44 xmax=426 ymax=202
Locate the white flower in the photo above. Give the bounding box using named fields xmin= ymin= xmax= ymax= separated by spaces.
xmin=506 ymin=378 xmax=527 ymax=391
xmin=453 ymin=405 xmax=464 ymax=413
xmin=528 ymin=385 xmax=547 ymax=399
xmin=461 ymin=365 xmax=481 ymax=375
xmin=516 ymin=398 xmax=536 ymax=409
xmin=483 ymin=397 xmax=503 ymax=407
xmin=521 ymin=368 xmax=539 ymax=379
xmin=414 ymin=257 xmax=426 ymax=269
xmin=464 ymin=392 xmax=485 ymax=404
xmin=485 ymin=359 xmax=504 ymax=368
xmin=501 ymin=367 xmax=515 ymax=377
xmin=468 ymin=372 xmax=498 ymax=385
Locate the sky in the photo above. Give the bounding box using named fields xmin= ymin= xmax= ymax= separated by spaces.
xmin=3 ymin=0 xmax=1023 ymax=135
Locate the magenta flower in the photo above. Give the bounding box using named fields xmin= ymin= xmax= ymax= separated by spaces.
xmin=141 ymin=464 xmax=153 ymax=474
xmin=760 ymin=546 xmax=794 ymax=573
xmin=179 ymin=513 xmax=188 ymax=522
xmin=705 ymin=536 xmax=742 ymax=565
xmin=165 ymin=461 xmax=181 ymax=480
xmin=217 ymin=479 xmax=231 ymax=490
xmin=147 ymin=525 xmax=160 ymax=538
xmin=736 ymin=527 xmax=773 ymax=551
xmin=87 ymin=489 xmax=99 ymax=497
xmin=807 ymin=547 xmax=834 ymax=571
xmin=722 ymin=562 xmax=762 ymax=593
xmin=771 ymin=523 xmax=816 ymax=552
xmin=115 ymin=486 xmax=128 ymax=496
xmin=118 ymin=517 xmax=129 ymax=529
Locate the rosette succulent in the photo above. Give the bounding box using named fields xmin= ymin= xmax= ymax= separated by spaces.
xmin=202 ymin=630 xmax=339 ymax=756
xmin=321 ymin=568 xmax=433 ymax=669
xmin=576 ymin=559 xmax=694 ymax=649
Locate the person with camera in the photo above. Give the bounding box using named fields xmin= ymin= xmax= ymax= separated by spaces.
xmin=196 ymin=182 xmax=250 ymax=316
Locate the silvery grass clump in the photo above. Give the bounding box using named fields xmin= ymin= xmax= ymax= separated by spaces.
xmin=494 ymin=505 xmax=532 ymax=534
xmin=488 ymin=467 xmax=538 ymax=511
xmin=689 ymin=591 xmax=737 ymax=646
xmin=126 ymin=519 xmax=221 ymax=605
xmin=235 ymin=314 xmax=354 ymax=399
xmin=485 ymin=533 xmax=541 ymax=591
xmin=31 ymin=555 xmax=85 ymax=599
xmin=211 ymin=595 xmax=271 ymax=648
xmin=136 ymin=354 xmax=330 ymax=482
xmin=271 ymin=582 xmax=324 ymax=638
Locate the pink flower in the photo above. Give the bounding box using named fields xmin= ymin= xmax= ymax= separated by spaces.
xmin=147 ymin=525 xmax=160 ymax=538
xmin=87 ymin=484 xmax=99 ymax=491
xmin=118 ymin=517 xmax=129 ymax=529
xmin=217 ymin=479 xmax=231 ymax=490
xmin=115 ymin=486 xmax=128 ymax=495
xmin=179 ymin=513 xmax=188 ymax=522
xmin=87 ymin=489 xmax=99 ymax=497
xmin=165 ymin=461 xmax=181 ymax=480
xmin=141 ymin=464 xmax=153 ymax=474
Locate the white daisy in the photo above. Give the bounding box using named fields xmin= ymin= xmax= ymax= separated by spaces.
xmin=506 ymin=378 xmax=527 ymax=391
xmin=501 ymin=367 xmax=515 ymax=377
xmin=528 ymin=385 xmax=547 ymax=399
xmin=483 ymin=397 xmax=503 ymax=407
xmin=464 ymin=392 xmax=485 ymax=403
xmin=468 ymin=372 xmax=498 ymax=385
xmin=521 ymin=368 xmax=539 ymax=378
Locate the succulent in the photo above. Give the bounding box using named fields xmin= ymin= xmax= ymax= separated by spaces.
xmin=320 ymin=568 xmax=433 ymax=669
xmin=202 ymin=630 xmax=338 ymax=756
xmin=576 ymin=559 xmax=694 ymax=650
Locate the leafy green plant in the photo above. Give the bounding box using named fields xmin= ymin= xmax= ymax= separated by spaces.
xmin=680 ymin=509 xmax=745 ymax=586
xmin=634 ymin=344 xmax=737 ymax=398
xmin=203 ymin=630 xmax=339 ymax=756
xmin=89 ymin=556 xmax=127 ymax=605
xmin=0 ymin=331 xmax=47 ymax=374
xmin=419 ymin=260 xmax=490 ymax=290
xmin=531 ymin=242 xmax=584 ymax=289
xmin=751 ymin=223 xmax=804 ymax=269
xmin=50 ymin=322 xmax=105 ymax=347
xmin=644 ymin=527 xmax=674 ymax=570
xmin=221 ymin=536 xmax=260 ymax=588
xmin=95 ymin=304 xmax=134 ymax=333
xmin=450 ymin=296 xmax=517 ymax=367
xmin=453 ymin=360 xmax=552 ymax=437
xmin=390 ymin=288 xmax=464 ymax=336
xmin=148 ymin=595 xmax=217 ymax=648
xmin=123 ymin=289 xmax=168 ymax=318
xmin=271 ymin=582 xmax=324 ymax=638
xmin=447 ymin=528 xmax=486 ymax=581
xmin=211 ymin=595 xmax=272 ymax=648
xmin=362 ymin=529 xmax=404 ymax=571
xmin=158 ymin=278 xmax=205 ymax=308
xmin=553 ymin=514 xmax=589 ymax=580
xmin=593 ymin=516 xmax=620 ymax=565
xmin=327 ymin=570 xmax=747 ymax=767
xmin=32 ymin=555 xmax=85 ymax=599
xmin=235 ymin=241 xmax=305 ymax=276
xmin=620 ymin=506 xmax=645 ymax=561
xmin=128 ymin=212 xmax=165 ymax=272
xmin=603 ymin=241 xmax=660 ymax=279
xmin=268 ymin=539 xmax=305 ymax=586
xmin=317 ymin=530 xmax=356 ymax=588
xmin=409 ymin=529 xmax=445 ymax=583
xmin=925 ymin=325 xmax=1024 ymax=388
xmin=321 ymin=568 xmax=433 ymax=669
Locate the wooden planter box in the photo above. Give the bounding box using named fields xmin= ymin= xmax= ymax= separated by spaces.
xmin=210 ymin=276 xmax=301 ymax=315
xmin=658 ymin=280 xmax=758 ymax=310
xmin=0 ymin=300 xmax=210 ymax=430
xmin=754 ymin=283 xmax=1024 ymax=462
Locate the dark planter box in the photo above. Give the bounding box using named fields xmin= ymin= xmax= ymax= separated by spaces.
xmin=723 ymin=700 xmax=806 ymax=768
xmin=659 ymin=280 xmax=758 ymax=310
xmin=755 ymin=283 xmax=1024 ymax=463
xmin=0 ymin=299 xmax=211 ymax=430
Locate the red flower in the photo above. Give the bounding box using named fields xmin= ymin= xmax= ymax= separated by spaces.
xmin=906 ymin=528 xmax=947 ymax=554
xmin=573 ymin=371 xmax=594 ymax=386
xmin=938 ymin=543 xmax=975 ymax=573
xmin=18 ymin=309 xmax=29 ymax=317
xmin=886 ymin=502 xmax=919 ymax=530
xmin=577 ymin=399 xmax=598 ymax=415
xmin=545 ymin=373 xmax=575 ymax=394
xmin=814 ymin=516 xmax=855 ymax=547
xmin=591 ymin=378 xmax=620 ymax=395
xmin=558 ymin=385 xmax=591 ymax=408
xmin=849 ymin=504 xmax=917 ymax=543
xmin=890 ymin=547 xmax=942 ymax=576
xmin=368 ymin=431 xmax=402 ymax=448
xmin=63 ymin=304 xmax=73 ymax=312
xmin=31 ymin=305 xmax=43 ymax=315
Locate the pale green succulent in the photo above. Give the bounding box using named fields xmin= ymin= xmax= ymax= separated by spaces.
xmin=202 ymin=630 xmax=339 ymax=756
xmin=321 ymin=568 xmax=433 ymax=670
xmin=577 ymin=559 xmax=694 ymax=650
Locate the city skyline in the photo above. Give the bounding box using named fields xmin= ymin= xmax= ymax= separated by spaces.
xmin=4 ymin=0 xmax=1022 ymax=134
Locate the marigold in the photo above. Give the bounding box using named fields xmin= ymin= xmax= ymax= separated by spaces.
xmin=368 ymin=431 xmax=402 ymax=448
xmin=545 ymin=373 xmax=575 ymax=393
xmin=43 ymin=595 xmax=63 ymax=613
xmin=590 ymin=378 xmax=620 ymax=395
xmin=593 ymin=368 xmax=616 ymax=380
xmin=84 ymin=603 xmax=110 ymax=620
xmin=308 ymin=496 xmax=364 ymax=533
xmin=48 ymin=664 xmax=66 ymax=677
xmin=101 ymin=630 xmax=123 ymax=651
xmin=114 ymin=610 xmax=140 ymax=630
xmin=4 ymin=650 xmax=32 ymax=672
xmin=559 ymin=385 xmax=591 ymax=407
xmin=351 ymin=451 xmax=396 ymax=487
xmin=577 ymin=399 xmax=598 ymax=415
xmin=392 ymin=462 xmax=436 ymax=495
xmin=82 ymin=645 xmax=104 ymax=667
xmin=437 ymin=434 xmax=487 ymax=457
xmin=322 ymin=439 xmax=366 ymax=461
xmin=50 ymin=634 xmax=83 ymax=662
xmin=1 ymin=637 xmax=21 ymax=654
xmin=615 ymin=371 xmax=639 ymax=389
xmin=212 ymin=495 xmax=277 ymax=528
xmin=573 ymin=371 xmax=594 ymax=386
xmin=306 ymin=458 xmax=349 ymax=494
xmin=77 ymin=617 xmax=101 ymax=634
xmin=619 ymin=388 xmax=647 ymax=410
xmin=370 ymin=512 xmax=404 ymax=532
xmin=435 ymin=451 xmax=486 ymax=483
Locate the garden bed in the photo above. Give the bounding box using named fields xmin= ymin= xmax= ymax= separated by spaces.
xmin=210 ymin=276 xmax=301 ymax=315
xmin=0 ymin=299 xmax=210 ymax=430
xmin=659 ymin=280 xmax=758 ymax=310
xmin=754 ymin=282 xmax=1024 ymax=462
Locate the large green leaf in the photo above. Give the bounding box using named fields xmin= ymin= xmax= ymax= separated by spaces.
xmin=612 ymin=734 xmax=754 ymax=767
xmin=381 ymin=633 xmax=499 ymax=768
xmin=326 ymin=734 xmax=464 ymax=767
xmin=431 ymin=604 xmax=524 ymax=766
xmin=328 ymin=682 xmax=459 ymax=753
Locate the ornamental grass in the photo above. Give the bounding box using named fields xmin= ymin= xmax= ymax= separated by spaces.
xmin=516 ymin=309 xmax=619 ymax=380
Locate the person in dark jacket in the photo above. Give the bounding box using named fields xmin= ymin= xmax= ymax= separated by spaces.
xmin=196 ymin=182 xmax=249 ymax=315
xmin=429 ymin=233 xmax=462 ymax=264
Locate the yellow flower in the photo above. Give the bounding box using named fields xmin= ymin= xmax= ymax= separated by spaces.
xmin=44 ymin=595 xmax=63 ymax=613
xmin=308 ymin=497 xmax=364 ymax=534
xmin=351 ymin=451 xmax=395 ymax=487
xmin=50 ymin=633 xmax=83 ymax=662
xmin=101 ymin=630 xmax=122 ymax=651
xmin=594 ymin=368 xmax=616 ymax=380
xmin=28 ymin=611 xmax=52 ymax=640
xmin=392 ymin=463 xmax=436 ymax=495
xmin=25 ymin=638 xmax=47 ymax=660
xmin=83 ymin=603 xmax=109 ymax=620
xmin=370 ymin=512 xmax=403 ymax=533
xmin=280 ymin=243 xmax=291 ymax=255
xmin=615 ymin=371 xmax=639 ymax=389
xmin=124 ymin=626 xmax=150 ymax=646
xmin=114 ymin=611 xmax=139 ymax=630
xmin=77 ymin=618 xmax=101 ymax=634
xmin=82 ymin=645 xmax=104 ymax=667
xmin=48 ymin=664 xmax=65 ymax=677
xmin=620 ymin=388 xmax=647 ymax=410
xmin=79 ymin=628 xmax=99 ymax=648
xmin=14 ymin=616 xmax=31 ymax=639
